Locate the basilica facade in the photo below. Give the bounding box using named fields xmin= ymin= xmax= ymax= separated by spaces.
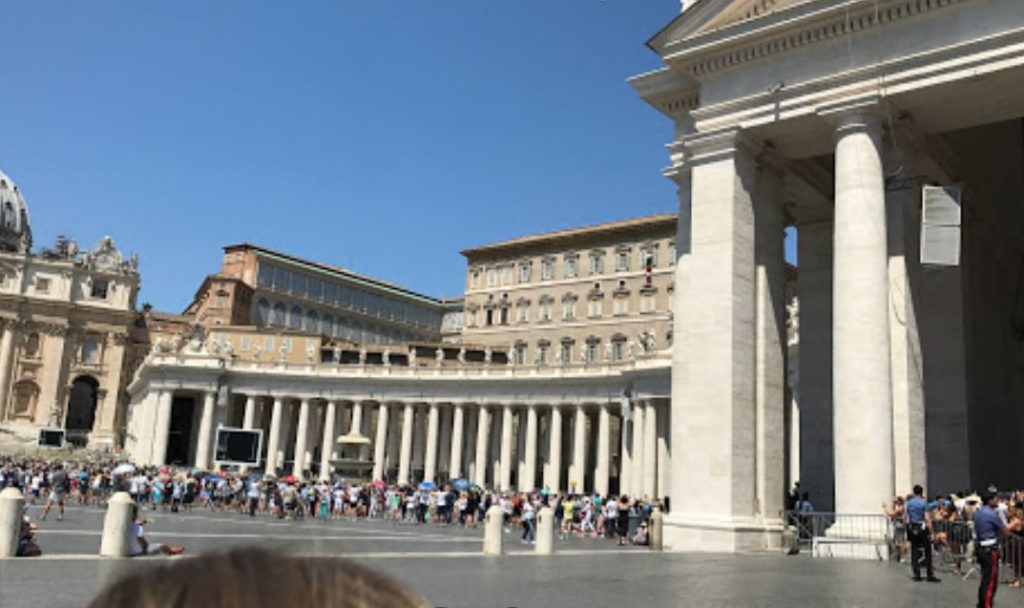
xmin=0 ymin=170 xmax=140 ymax=450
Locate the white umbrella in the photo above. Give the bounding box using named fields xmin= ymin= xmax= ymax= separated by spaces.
xmin=112 ymin=463 xmax=135 ymax=476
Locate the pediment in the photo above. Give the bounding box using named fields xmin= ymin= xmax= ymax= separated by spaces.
xmin=649 ymin=0 xmax=814 ymax=52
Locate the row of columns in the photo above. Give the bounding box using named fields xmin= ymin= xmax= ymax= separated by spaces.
xmin=141 ymin=388 xmax=669 ymax=497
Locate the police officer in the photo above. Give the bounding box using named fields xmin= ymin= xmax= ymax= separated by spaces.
xmin=974 ymin=491 xmax=1006 ymax=608
xmin=905 ymin=484 xmax=940 ymax=582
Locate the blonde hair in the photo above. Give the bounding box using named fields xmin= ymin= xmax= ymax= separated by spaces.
xmin=88 ymin=547 xmax=428 ymax=608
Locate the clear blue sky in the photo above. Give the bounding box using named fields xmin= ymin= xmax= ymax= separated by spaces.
xmin=6 ymin=1 xmax=698 ymax=312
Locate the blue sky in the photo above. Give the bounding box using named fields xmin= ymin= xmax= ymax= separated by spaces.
xmin=6 ymin=1 xmax=690 ymax=311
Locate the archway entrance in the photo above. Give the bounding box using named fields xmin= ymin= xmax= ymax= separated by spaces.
xmin=65 ymin=376 xmax=99 ymax=446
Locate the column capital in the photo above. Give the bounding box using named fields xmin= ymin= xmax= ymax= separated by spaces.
xmin=681 ymin=127 xmax=765 ymax=168
xmin=816 ymin=95 xmax=885 ymax=135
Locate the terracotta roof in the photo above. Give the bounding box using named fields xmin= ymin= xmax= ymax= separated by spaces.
xmin=461 ymin=213 xmax=676 ymax=257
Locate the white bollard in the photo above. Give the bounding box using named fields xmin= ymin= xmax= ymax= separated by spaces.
xmin=0 ymin=487 xmax=25 ymax=558
xmin=535 ymin=506 xmax=554 ymax=555
xmin=483 ymin=505 xmax=504 ymax=555
xmin=100 ymin=492 xmax=136 ymax=557
xmin=649 ymin=507 xmax=663 ymax=551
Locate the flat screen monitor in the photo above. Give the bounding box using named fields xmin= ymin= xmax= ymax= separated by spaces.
xmin=214 ymin=427 xmax=262 ymax=467
xmin=38 ymin=428 xmax=65 ymax=448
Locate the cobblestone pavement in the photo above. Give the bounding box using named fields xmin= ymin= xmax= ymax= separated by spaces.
xmin=0 ymin=504 xmax=1000 ymax=608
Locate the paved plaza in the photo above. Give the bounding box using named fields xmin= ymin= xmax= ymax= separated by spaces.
xmin=0 ymin=504 xmax=994 ymax=608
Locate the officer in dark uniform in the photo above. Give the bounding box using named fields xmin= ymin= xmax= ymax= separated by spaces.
xmin=905 ymin=484 xmax=940 ymax=582
xmin=973 ymin=491 xmax=1006 ymax=608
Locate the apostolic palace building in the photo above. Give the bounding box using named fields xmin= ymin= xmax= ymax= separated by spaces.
xmin=2 ymin=0 xmax=1023 ymax=555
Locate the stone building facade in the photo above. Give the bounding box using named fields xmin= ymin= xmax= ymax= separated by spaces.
xmin=0 ymin=169 xmax=140 ymax=449
xmin=461 ymin=214 xmax=676 ymax=366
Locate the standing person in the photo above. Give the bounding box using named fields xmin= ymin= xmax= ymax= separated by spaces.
xmin=974 ymin=491 xmax=1007 ymax=608
xmin=521 ymin=495 xmax=536 ymax=544
xmin=906 ymin=484 xmax=940 ymax=583
xmin=616 ymin=495 xmax=631 ymax=546
xmin=41 ymin=464 xmax=69 ymax=522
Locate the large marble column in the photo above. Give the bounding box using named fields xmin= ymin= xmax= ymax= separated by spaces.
xmin=320 ymin=400 xmax=337 ymax=481
xmin=398 ymin=402 xmax=414 ymax=485
xmin=0 ymin=320 xmax=17 ymax=421
xmin=372 ymin=402 xmax=389 ymax=481
xmin=474 ymin=405 xmax=490 ymax=487
xmin=798 ymin=219 xmax=835 ymax=512
xmin=438 ymin=404 xmax=453 ymax=478
xmin=642 ymin=401 xmax=658 ymax=498
xmin=265 ymin=397 xmax=284 ymax=475
xmin=242 ymin=395 xmax=257 ymax=429
xmin=631 ymin=402 xmax=646 ymax=497
xmin=668 ymin=129 xmax=763 ymax=551
xmin=656 ymin=401 xmax=671 ymax=499
xmin=292 ymin=398 xmax=311 ymax=477
xmin=151 ymin=390 xmax=174 ymax=467
xmin=449 ymin=403 xmax=465 ymax=479
xmin=523 ymin=404 xmax=538 ymax=491
xmin=571 ymin=405 xmax=587 ymax=494
xmin=499 ymin=404 xmax=514 ymax=491
xmin=830 ymin=108 xmax=894 ymax=515
xmin=545 ymin=406 xmax=562 ymax=492
xmin=619 ymin=409 xmax=632 ymax=497
xmin=595 ymin=403 xmax=611 ymax=496
xmin=424 ymin=402 xmax=440 ymax=483
xmin=194 ymin=391 xmax=217 ymax=470
xmin=754 ymin=160 xmax=786 ymax=525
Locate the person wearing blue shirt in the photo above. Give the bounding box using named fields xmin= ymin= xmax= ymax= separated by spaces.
xmin=974 ymin=492 xmax=1006 ymax=608
xmin=905 ymin=484 xmax=940 ymax=582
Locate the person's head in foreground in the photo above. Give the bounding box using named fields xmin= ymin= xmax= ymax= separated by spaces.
xmin=88 ymin=547 xmax=428 ymax=608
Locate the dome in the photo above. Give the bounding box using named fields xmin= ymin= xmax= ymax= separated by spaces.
xmin=0 ymin=169 xmax=32 ymax=253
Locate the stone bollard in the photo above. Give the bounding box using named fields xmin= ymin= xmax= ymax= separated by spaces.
xmin=649 ymin=507 xmax=663 ymax=551
xmin=483 ymin=505 xmax=504 ymax=555
xmin=100 ymin=492 xmax=136 ymax=557
xmin=0 ymin=487 xmax=25 ymax=558
xmin=535 ymin=507 xmax=554 ymax=555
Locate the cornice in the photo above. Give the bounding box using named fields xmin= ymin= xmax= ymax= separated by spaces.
xmin=662 ymin=0 xmax=965 ymax=78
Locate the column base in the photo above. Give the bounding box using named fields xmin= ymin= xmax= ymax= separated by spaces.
xmin=662 ymin=513 xmax=784 ymax=553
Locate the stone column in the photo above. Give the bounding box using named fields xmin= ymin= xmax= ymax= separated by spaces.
xmin=349 ymin=401 xmax=364 ymax=459
xmin=265 ymin=397 xmax=284 ymax=475
xmin=371 ymin=402 xmax=389 ymax=481
xmin=754 ymin=160 xmax=786 ymax=525
xmin=438 ymin=404 xmax=453 ymax=478
xmin=516 ymin=410 xmax=527 ymax=488
xmin=242 ymin=395 xmax=257 ymax=429
xmin=545 ymin=406 xmax=562 ymax=492
xmin=643 ymin=400 xmax=658 ymax=498
xmin=656 ymin=400 xmax=671 ymax=499
xmin=830 ymin=108 xmax=894 ymax=516
xmin=595 ymin=403 xmax=611 ymax=496
xmin=619 ymin=409 xmax=632 ymax=497
xmin=292 ymin=398 xmax=311 ymax=477
xmin=424 ymin=402 xmax=440 ymax=483
xmin=194 ymin=391 xmax=217 ymax=470
xmin=631 ymin=402 xmax=646 ymax=497
xmin=0 ymin=321 xmax=17 ymax=421
xmin=499 ymin=404 xmax=514 ymax=491
xmin=798 ymin=219 xmax=834 ymax=511
xmin=571 ymin=405 xmax=587 ymax=494
xmin=523 ymin=404 xmax=538 ymax=491
xmin=398 ymin=402 xmax=414 ymax=485
xmin=449 ymin=403 xmax=465 ymax=479
xmin=151 ymin=390 xmax=174 ymax=467
xmin=474 ymin=405 xmax=490 ymax=487
xmin=320 ymin=400 xmax=337 ymax=481
xmin=278 ymin=400 xmax=294 ymax=468
xmin=670 ymin=129 xmax=762 ymax=551
xmin=386 ymin=404 xmax=400 ymax=470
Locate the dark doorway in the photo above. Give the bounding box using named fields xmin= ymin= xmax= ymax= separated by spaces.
xmin=166 ymin=396 xmax=196 ymax=465
xmin=65 ymin=376 xmax=99 ymax=445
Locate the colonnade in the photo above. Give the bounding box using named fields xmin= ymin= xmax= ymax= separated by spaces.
xmin=139 ymin=388 xmax=670 ymax=497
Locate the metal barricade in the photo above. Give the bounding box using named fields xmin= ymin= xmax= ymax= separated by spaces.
xmin=782 ymin=511 xmax=893 ymax=559
xmin=932 ymin=519 xmax=974 ymax=576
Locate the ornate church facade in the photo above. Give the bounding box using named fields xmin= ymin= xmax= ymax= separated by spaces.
xmin=0 ymin=170 xmax=140 ymax=449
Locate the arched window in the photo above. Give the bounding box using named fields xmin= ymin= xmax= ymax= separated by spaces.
xmin=351 ymin=321 xmax=363 ymax=344
xmin=256 ymin=298 xmax=271 ymax=325
xmin=289 ymin=306 xmax=303 ymax=329
xmin=305 ymin=309 xmax=319 ymax=333
xmin=322 ymin=314 xmax=334 ymax=337
xmin=366 ymin=325 xmax=378 ymax=344
xmin=272 ymin=302 xmax=287 ymax=326
xmin=336 ymin=317 xmax=348 ymax=339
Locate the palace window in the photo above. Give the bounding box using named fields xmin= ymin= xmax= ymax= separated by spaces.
xmin=668 ymin=242 xmax=677 ymax=266
xmin=561 ymin=299 xmax=575 ymax=321
xmin=322 ymin=315 xmax=334 ymax=336
xmin=537 ymin=340 xmax=550 ymax=365
xmin=615 ymin=250 xmax=630 ymax=272
xmin=587 ymin=299 xmax=603 ymax=318
xmin=291 ymin=272 xmax=307 ymax=297
xmin=516 ymin=304 xmax=529 ymax=324
xmin=611 ymin=335 xmax=626 ymax=362
xmin=564 ymin=255 xmax=578 ymax=278
xmin=585 ymin=338 xmax=600 ymax=363
xmin=471 ymin=269 xmax=481 ymax=289
xmin=589 ymin=251 xmax=604 ymax=275
xmin=35 ymin=277 xmax=51 ymax=294
xmin=500 ymin=266 xmax=511 ymax=286
xmin=513 ymin=342 xmax=527 ymax=365
xmin=82 ymin=335 xmax=102 ymax=365
xmin=500 ymin=306 xmax=510 ymax=326
xmin=305 ymin=310 xmax=319 ymax=333
xmin=560 ymin=339 xmax=573 ymax=364
xmin=240 ymin=335 xmax=251 ymax=351
xmin=289 ymin=306 xmax=303 ymax=330
xmin=541 ymin=258 xmax=555 ymax=281
xmin=272 ymin=302 xmax=287 ymax=326
xmin=487 ymin=268 xmax=498 ymax=287
xmin=91 ymin=279 xmax=110 ymax=300
xmin=539 ymin=299 xmax=553 ymax=322
xmin=518 ymin=263 xmax=531 ymax=284
xmin=613 ymin=298 xmax=628 ymax=316
xmin=257 ymin=264 xmax=273 ymax=288
xmin=640 ymin=293 xmax=656 ymax=314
